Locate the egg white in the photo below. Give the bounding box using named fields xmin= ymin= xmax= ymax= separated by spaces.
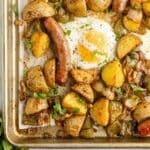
xmin=61 ymin=16 xmax=117 ymax=69
xmin=136 ymin=30 xmax=150 ymax=60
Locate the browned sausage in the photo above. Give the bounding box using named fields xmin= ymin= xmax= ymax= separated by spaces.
xmin=44 ymin=17 xmax=70 ymax=85
xmin=113 ymin=0 xmax=128 ymax=13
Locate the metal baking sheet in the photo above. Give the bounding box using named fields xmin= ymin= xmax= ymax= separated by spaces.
xmin=2 ymin=0 xmax=150 ymax=147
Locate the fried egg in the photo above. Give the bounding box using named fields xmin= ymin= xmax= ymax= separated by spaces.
xmin=136 ymin=30 xmax=150 ymax=60
xmin=61 ymin=16 xmax=116 ymax=69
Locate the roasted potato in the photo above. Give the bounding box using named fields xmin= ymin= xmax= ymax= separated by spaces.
xmin=64 ymin=0 xmax=87 ymax=17
xmin=101 ymin=60 xmax=125 ymax=88
xmin=107 ymin=120 xmax=121 ymax=137
xmin=25 ymin=97 xmax=49 ymax=115
xmin=143 ymin=1 xmax=150 ymax=16
xmin=87 ymin=0 xmax=112 ymax=12
xmin=71 ymin=69 xmax=96 ymax=84
xmin=82 ymin=115 xmax=93 ymax=130
xmin=130 ymin=0 xmax=141 ymax=7
xmin=26 ymin=66 xmax=49 ymax=93
xmin=62 ymin=92 xmax=87 ymax=115
xmin=72 ymin=84 xmax=94 ymax=103
xmin=23 ymin=0 xmax=55 ymax=22
xmin=123 ymin=16 xmax=141 ymax=32
xmin=109 ymin=101 xmax=123 ymax=124
xmin=90 ymin=98 xmax=109 ymax=126
xmin=80 ymin=128 xmax=94 ymax=138
xmin=144 ymin=75 xmax=150 ymax=91
xmin=143 ymin=17 xmax=150 ymax=28
xmin=133 ymin=101 xmax=150 ymax=122
xmin=64 ymin=115 xmax=85 ymax=137
xmin=92 ymin=81 xmax=115 ymax=100
xmin=31 ymin=31 xmax=50 ymax=58
xmin=117 ymin=34 xmax=142 ymax=59
xmin=44 ymin=59 xmax=56 ymax=88
xmin=138 ymin=119 xmax=150 ymax=136
xmin=114 ymin=19 xmax=125 ymax=37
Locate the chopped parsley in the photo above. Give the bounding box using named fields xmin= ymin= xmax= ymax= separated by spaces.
xmin=64 ymin=30 xmax=71 ymax=36
xmin=130 ymin=84 xmax=145 ymax=95
xmin=77 ymin=97 xmax=85 ymax=105
xmin=52 ymin=102 xmax=66 ymax=119
xmin=80 ymin=23 xmax=91 ymax=29
xmin=33 ymin=92 xmax=47 ymax=99
xmin=115 ymin=88 xmax=123 ymax=96
xmin=92 ymin=50 xmax=107 ymax=57
xmin=10 ymin=4 xmax=19 ymax=17
xmin=47 ymin=86 xmax=58 ymax=97
xmin=24 ymin=40 xmax=32 ymax=49
xmin=115 ymin=34 xmax=121 ymax=41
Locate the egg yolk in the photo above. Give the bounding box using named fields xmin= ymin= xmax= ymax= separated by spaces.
xmin=78 ymin=30 xmax=107 ymax=63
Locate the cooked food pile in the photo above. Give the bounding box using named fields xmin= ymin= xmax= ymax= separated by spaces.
xmin=19 ymin=0 xmax=150 ymax=138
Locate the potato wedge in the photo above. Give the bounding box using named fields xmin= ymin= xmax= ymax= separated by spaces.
xmin=90 ymin=98 xmax=109 ymax=126
xmin=64 ymin=115 xmax=85 ymax=137
xmin=123 ymin=16 xmax=141 ymax=32
xmin=72 ymin=84 xmax=94 ymax=103
xmin=44 ymin=59 xmax=56 ymax=88
xmin=23 ymin=0 xmax=55 ymax=22
xmin=71 ymin=69 xmax=96 ymax=84
xmin=133 ymin=101 xmax=150 ymax=122
xmin=87 ymin=0 xmax=112 ymax=12
xmin=143 ymin=1 xmax=150 ymax=16
xmin=25 ymin=97 xmax=49 ymax=115
xmin=64 ymin=0 xmax=87 ymax=17
xmin=62 ymin=92 xmax=87 ymax=115
xmin=31 ymin=31 xmax=50 ymax=58
xmin=109 ymin=101 xmax=123 ymax=124
xmin=26 ymin=66 xmax=49 ymax=93
xmin=117 ymin=34 xmax=142 ymax=59
xmin=114 ymin=19 xmax=125 ymax=37
xmin=101 ymin=60 xmax=125 ymax=88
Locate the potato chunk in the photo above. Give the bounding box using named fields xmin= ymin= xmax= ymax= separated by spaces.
xmin=123 ymin=16 xmax=141 ymax=32
xmin=31 ymin=31 xmax=50 ymax=58
xmin=109 ymin=101 xmax=123 ymax=124
xmin=64 ymin=115 xmax=85 ymax=137
xmin=101 ymin=60 xmax=125 ymax=88
xmin=72 ymin=84 xmax=94 ymax=103
xmin=143 ymin=1 xmax=150 ymax=16
xmin=117 ymin=34 xmax=142 ymax=59
xmin=90 ymin=98 xmax=109 ymax=126
xmin=23 ymin=0 xmax=55 ymax=22
xmin=62 ymin=92 xmax=87 ymax=115
xmin=87 ymin=0 xmax=112 ymax=12
xmin=133 ymin=101 xmax=150 ymax=122
xmin=25 ymin=97 xmax=49 ymax=115
xmin=64 ymin=0 xmax=87 ymax=17
xmin=71 ymin=69 xmax=96 ymax=84
xmin=26 ymin=66 xmax=49 ymax=93
xmin=44 ymin=59 xmax=56 ymax=88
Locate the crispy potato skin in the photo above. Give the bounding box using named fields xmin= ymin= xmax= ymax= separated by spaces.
xmin=143 ymin=17 xmax=150 ymax=28
xmin=31 ymin=31 xmax=50 ymax=58
xmin=123 ymin=16 xmax=141 ymax=32
xmin=87 ymin=0 xmax=112 ymax=12
xmin=71 ymin=69 xmax=96 ymax=84
xmin=143 ymin=1 xmax=150 ymax=16
xmin=23 ymin=0 xmax=55 ymax=22
xmin=64 ymin=115 xmax=85 ymax=137
xmin=64 ymin=0 xmax=87 ymax=16
xmin=26 ymin=66 xmax=49 ymax=93
xmin=117 ymin=34 xmax=142 ymax=59
xmin=138 ymin=119 xmax=150 ymax=136
xmin=44 ymin=59 xmax=56 ymax=88
xmin=133 ymin=101 xmax=150 ymax=122
xmin=90 ymin=98 xmax=109 ymax=126
xmin=109 ymin=101 xmax=123 ymax=124
xmin=113 ymin=0 xmax=128 ymax=13
xmin=101 ymin=60 xmax=125 ymax=88
xmin=62 ymin=92 xmax=87 ymax=115
xmin=25 ymin=97 xmax=49 ymax=115
xmin=72 ymin=84 xmax=94 ymax=103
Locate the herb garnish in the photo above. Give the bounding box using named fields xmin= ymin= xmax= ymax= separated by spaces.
xmin=130 ymin=84 xmax=146 ymax=95
xmin=10 ymin=4 xmax=19 ymax=17
xmin=115 ymin=88 xmax=123 ymax=96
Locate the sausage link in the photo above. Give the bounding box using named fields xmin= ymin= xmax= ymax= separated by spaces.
xmin=44 ymin=17 xmax=70 ymax=85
